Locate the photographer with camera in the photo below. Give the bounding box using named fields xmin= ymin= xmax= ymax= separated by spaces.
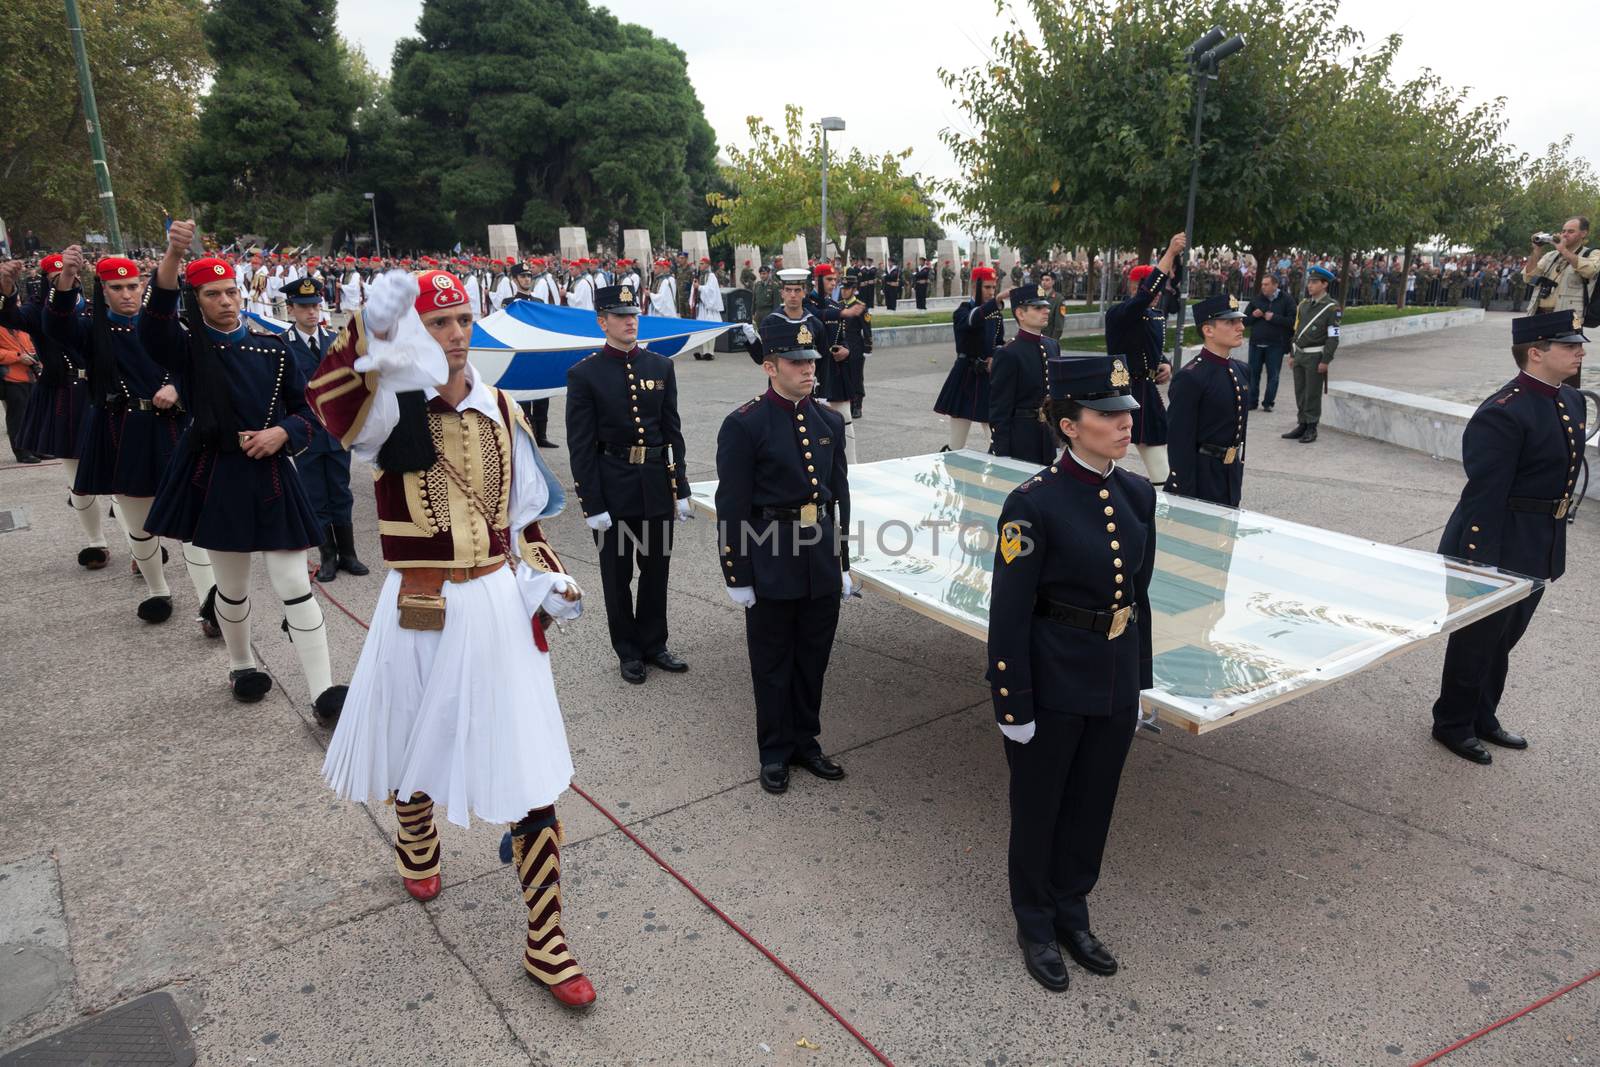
xmin=1523 ymin=217 xmax=1598 ymax=317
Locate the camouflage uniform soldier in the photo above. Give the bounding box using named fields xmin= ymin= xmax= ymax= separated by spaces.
xmin=941 ymin=260 xmax=955 ymax=297
xmin=739 ymin=261 xmax=757 ymax=290
xmin=750 ymin=266 xmax=780 ymax=320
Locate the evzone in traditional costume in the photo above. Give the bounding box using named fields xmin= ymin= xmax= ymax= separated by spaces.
xmin=44 ymin=248 xmax=219 ymax=629
xmin=310 ymin=269 xmax=595 ymax=1009
xmin=0 ymin=253 xmax=125 ymax=570
xmin=137 ymin=222 xmax=346 ymax=720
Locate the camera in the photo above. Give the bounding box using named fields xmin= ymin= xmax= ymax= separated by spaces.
xmin=1533 ymin=232 xmax=1557 ymax=245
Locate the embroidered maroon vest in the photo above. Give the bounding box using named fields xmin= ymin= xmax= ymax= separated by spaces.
xmin=375 ymin=389 xmax=517 ymax=568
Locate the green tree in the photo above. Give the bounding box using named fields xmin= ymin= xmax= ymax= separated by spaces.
xmin=0 ymin=0 xmax=208 ymax=248
xmin=941 ymin=0 xmax=1365 ymax=263
xmin=939 ymin=0 xmax=1517 ymax=295
xmin=709 ymin=106 xmax=935 ymax=255
xmin=377 ymin=0 xmax=716 ymax=251
xmin=1484 ymin=136 xmax=1600 ymax=253
xmin=184 ymin=0 xmax=363 ymax=243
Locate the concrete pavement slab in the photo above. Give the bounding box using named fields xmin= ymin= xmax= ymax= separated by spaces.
xmin=186 ymin=905 xmax=530 ymax=1066
xmin=427 ymin=830 xmax=871 ymax=1066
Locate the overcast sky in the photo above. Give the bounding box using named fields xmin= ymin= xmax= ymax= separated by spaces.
xmin=338 ymin=0 xmax=1595 ymax=212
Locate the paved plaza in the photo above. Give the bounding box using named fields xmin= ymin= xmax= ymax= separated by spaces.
xmin=1 ymin=313 xmax=1596 ymax=1065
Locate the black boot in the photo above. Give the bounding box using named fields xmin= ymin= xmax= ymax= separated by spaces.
xmin=534 ymin=418 xmax=559 ymax=449
xmin=1299 ymin=424 xmax=1318 ymax=443
xmin=1281 ymin=423 xmax=1306 ymax=440
xmin=332 ymin=523 xmax=369 ymax=576
xmin=316 ymin=527 xmax=339 ymax=582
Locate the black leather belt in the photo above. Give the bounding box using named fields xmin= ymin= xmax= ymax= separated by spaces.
xmin=108 ymin=397 xmax=168 ymax=413
xmin=600 ymin=442 xmax=666 ymax=464
xmin=1034 ymin=596 xmax=1137 ymax=640
xmin=1197 ymin=442 xmax=1242 ymax=464
xmin=754 ymin=503 xmax=832 ymax=525
xmin=1509 ymin=495 xmax=1574 ymax=519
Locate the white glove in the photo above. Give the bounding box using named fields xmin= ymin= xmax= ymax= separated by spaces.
xmin=362 ymin=270 xmax=418 ymax=338
xmin=726 ymin=586 xmax=756 ymax=609
xmin=675 ymin=498 xmax=693 ymax=521
xmin=740 ymin=323 xmax=759 ymax=344
xmin=540 ymin=574 xmax=584 ymax=620
xmin=515 ymin=568 xmax=582 ymax=622
xmin=840 ymin=571 xmax=855 ymax=599
xmin=999 ymin=721 xmax=1036 ymax=744
xmin=585 ymin=511 xmax=613 ymax=532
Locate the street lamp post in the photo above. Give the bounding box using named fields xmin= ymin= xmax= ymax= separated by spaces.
xmin=64 ymin=0 xmax=122 ymax=253
xmin=364 ymin=192 xmax=381 ymax=258
xmin=818 ymin=116 xmax=845 ymax=261
xmin=1171 ymin=27 xmax=1245 ymax=370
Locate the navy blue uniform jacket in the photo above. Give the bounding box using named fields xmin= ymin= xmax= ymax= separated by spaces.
xmin=987 ymin=459 xmax=1156 ymax=725
xmin=1440 ymin=371 xmax=1585 ymax=581
xmin=715 ymin=389 xmax=850 ymax=600
xmin=1164 ymin=349 xmax=1248 ymax=507
xmin=565 ymin=343 xmax=689 ymax=520
xmin=987 ymin=331 xmax=1059 ymax=464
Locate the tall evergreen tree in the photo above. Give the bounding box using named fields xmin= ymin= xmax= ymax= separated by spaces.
xmin=370 ymin=0 xmax=718 ymax=250
xmin=184 ymin=0 xmax=362 ymax=241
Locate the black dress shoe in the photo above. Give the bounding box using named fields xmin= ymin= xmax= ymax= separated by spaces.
xmin=1299 ymin=425 xmax=1318 ymax=443
xmin=1281 ymin=424 xmax=1306 ymax=440
xmin=759 ymin=763 xmax=790 ymax=795
xmin=647 ymin=649 xmax=688 ymax=672
xmin=620 ymin=660 xmax=646 ymax=685
xmin=789 ymin=753 xmax=845 ymax=780
xmin=1017 ymin=932 xmax=1070 ymax=992
xmin=1481 ymin=727 xmax=1528 ymax=750
xmin=1059 ymin=928 xmax=1118 ymax=976
xmin=1262 ymin=403 xmax=1274 ymax=412
xmin=1433 ymin=733 xmax=1492 ymax=765
xmin=536 ymin=438 xmax=560 ymax=449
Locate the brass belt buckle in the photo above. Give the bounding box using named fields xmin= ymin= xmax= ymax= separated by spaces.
xmin=628 ymin=444 xmax=646 ymax=464
xmin=799 ymin=503 xmax=819 ymax=525
xmin=1554 ymin=497 xmax=1571 ymax=520
xmin=1223 ymin=445 xmax=1238 ymax=465
xmin=1106 ymin=605 xmax=1132 ymax=640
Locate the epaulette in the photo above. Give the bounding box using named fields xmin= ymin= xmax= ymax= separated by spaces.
xmin=735 ymin=394 xmax=762 ymax=415
xmin=1491 ymin=385 xmax=1524 ymax=407
xmin=245 ymin=319 xmax=279 ymax=337
xmin=1014 ymin=466 xmax=1056 ymax=494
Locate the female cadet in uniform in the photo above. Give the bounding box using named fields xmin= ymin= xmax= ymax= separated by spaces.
xmin=986 ymin=354 xmax=1157 ymax=992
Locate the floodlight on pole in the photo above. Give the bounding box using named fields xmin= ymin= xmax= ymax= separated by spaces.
xmin=819 ymin=116 xmax=845 ymax=260
xmin=1171 ymin=29 xmax=1245 ymax=370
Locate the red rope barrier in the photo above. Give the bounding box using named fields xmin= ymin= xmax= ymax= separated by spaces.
xmin=1410 ymin=968 xmax=1600 ymax=1066
xmin=311 ymin=578 xmax=897 ymax=1065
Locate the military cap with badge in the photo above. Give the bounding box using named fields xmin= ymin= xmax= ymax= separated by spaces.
xmin=285 ymin=276 xmax=323 ymax=305
xmin=594 ymin=284 xmax=641 ymax=315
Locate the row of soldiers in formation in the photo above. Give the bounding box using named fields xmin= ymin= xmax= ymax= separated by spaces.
xmin=936 ymin=232 xmax=1345 ymax=491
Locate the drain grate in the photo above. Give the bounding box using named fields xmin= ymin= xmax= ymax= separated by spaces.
xmin=0 ymin=991 xmax=194 ymax=1066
